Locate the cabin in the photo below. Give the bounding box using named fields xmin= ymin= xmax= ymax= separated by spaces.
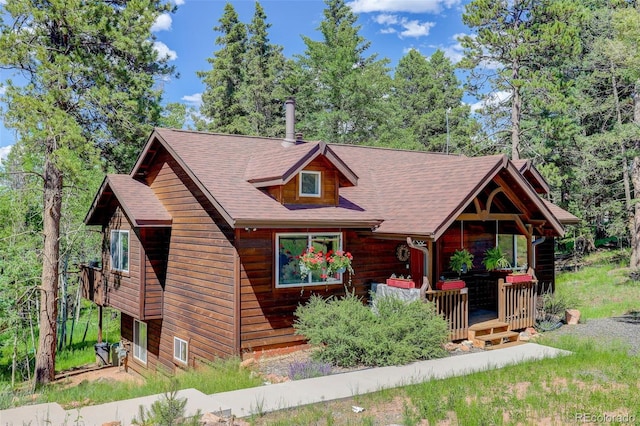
xmin=81 ymin=102 xmax=578 ymax=374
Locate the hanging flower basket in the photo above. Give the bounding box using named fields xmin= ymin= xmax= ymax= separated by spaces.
xmin=299 ymin=247 xmax=354 ymax=280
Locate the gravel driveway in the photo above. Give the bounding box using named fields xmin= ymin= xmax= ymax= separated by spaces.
xmin=546 ymin=313 xmax=640 ymax=355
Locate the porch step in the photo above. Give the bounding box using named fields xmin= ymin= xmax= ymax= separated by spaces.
xmin=468 ymin=320 xmax=510 ymax=344
xmin=486 ymin=340 xmax=528 ymax=351
xmin=473 ymin=330 xmax=520 ymax=349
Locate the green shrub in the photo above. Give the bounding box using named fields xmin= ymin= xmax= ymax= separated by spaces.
xmin=294 ymin=293 xmax=448 ymax=367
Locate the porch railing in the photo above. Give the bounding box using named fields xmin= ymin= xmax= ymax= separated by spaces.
xmin=498 ymin=278 xmax=537 ymax=330
xmin=80 ymin=265 xmax=105 ymax=306
xmin=425 ymin=288 xmax=469 ymax=341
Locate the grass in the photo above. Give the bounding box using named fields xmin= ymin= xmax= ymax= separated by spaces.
xmin=0 ymin=301 xmax=120 ymax=385
xmin=556 ymin=252 xmax=640 ymax=319
xmin=248 ymin=337 xmax=640 ymax=425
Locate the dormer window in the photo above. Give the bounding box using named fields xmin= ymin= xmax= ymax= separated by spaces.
xmin=299 ymin=171 xmax=321 ymax=197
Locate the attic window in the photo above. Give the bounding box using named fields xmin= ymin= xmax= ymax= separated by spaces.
xmin=299 ymin=171 xmax=321 ymax=197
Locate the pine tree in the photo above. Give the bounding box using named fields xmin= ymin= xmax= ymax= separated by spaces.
xmin=0 ymin=0 xmax=173 ymax=386
xmin=242 ymin=2 xmax=286 ymax=137
xmin=198 ymin=3 xmax=248 ymax=134
xmin=296 ymin=0 xmax=393 ymax=144
xmin=393 ymin=49 xmax=478 ymax=153
xmin=460 ymin=0 xmax=584 ymax=160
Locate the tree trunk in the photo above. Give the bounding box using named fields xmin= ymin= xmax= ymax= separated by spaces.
xmin=511 ymin=65 xmax=521 ymax=160
xmin=632 ymin=82 xmax=640 ymax=269
xmin=611 ymin=65 xmax=636 ymax=266
xmin=34 ymin=140 xmax=63 ymax=387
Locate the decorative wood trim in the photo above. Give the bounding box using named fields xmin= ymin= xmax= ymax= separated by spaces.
xmin=139 ymin=229 xmax=146 ymax=320
xmin=233 ymin=229 xmax=241 ymax=356
xmin=485 ymin=187 xmax=504 ymax=214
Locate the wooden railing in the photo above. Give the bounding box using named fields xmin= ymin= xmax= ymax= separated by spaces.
xmin=80 ymin=265 xmax=105 ymax=306
xmin=425 ymin=288 xmax=469 ymax=341
xmin=498 ymin=278 xmax=537 ymax=330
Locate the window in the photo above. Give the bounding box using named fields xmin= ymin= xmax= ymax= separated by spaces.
xmin=133 ymin=320 xmax=147 ymax=364
xmin=276 ymin=233 xmax=342 ymax=288
xmin=498 ymin=234 xmax=528 ymax=269
xmin=299 ymin=171 xmax=321 ymax=197
xmin=173 ymin=337 xmax=188 ymax=365
xmin=110 ymin=230 xmax=129 ymax=272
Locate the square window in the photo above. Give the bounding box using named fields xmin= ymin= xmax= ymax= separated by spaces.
xmin=133 ymin=320 xmax=147 ymax=364
xmin=276 ymin=233 xmax=343 ymax=288
xmin=299 ymin=171 xmax=321 ymax=197
xmin=173 ymin=337 xmax=188 ymax=365
xmin=110 ymin=230 xmax=129 ymax=272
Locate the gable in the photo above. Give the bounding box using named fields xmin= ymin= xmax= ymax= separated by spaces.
xmin=85 ymin=174 xmax=172 ymax=227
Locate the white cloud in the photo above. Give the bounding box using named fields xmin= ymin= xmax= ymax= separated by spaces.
xmin=151 ymin=13 xmax=172 ymax=32
xmin=399 ymin=20 xmax=435 ymax=38
xmin=153 ymin=41 xmax=177 ymax=61
xmin=0 ymin=145 xmax=12 ymax=163
xmin=374 ymin=14 xmax=399 ymax=25
xmin=430 ymin=33 xmax=467 ymax=64
xmin=181 ymin=93 xmax=202 ymax=107
xmin=173 ymin=0 xmax=185 ymax=5
xmin=374 ymin=14 xmax=435 ymax=39
xmin=470 ymin=91 xmax=511 ymax=113
xmin=349 ymin=0 xmax=460 ymax=14
xmin=0 ymin=86 xmax=5 ymax=96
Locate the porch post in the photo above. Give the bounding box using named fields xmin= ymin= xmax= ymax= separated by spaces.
xmin=526 ymin=225 xmax=534 ymax=269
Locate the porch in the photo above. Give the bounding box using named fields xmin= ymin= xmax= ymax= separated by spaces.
xmin=405 ymin=272 xmax=538 ymax=342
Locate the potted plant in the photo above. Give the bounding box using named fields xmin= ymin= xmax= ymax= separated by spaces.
xmin=481 ymin=246 xmax=511 ymax=271
xmin=299 ymin=247 xmax=354 ymax=280
xmin=449 ymin=249 xmax=474 ymax=276
xmin=325 ymin=250 xmax=354 ymax=276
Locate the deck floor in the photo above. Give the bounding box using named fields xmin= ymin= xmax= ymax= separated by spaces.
xmin=469 ymin=309 xmax=498 ymax=325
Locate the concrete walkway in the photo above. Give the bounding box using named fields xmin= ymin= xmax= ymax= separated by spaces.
xmin=1 ymin=343 xmax=570 ymax=425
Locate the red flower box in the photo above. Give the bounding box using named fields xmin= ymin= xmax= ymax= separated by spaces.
xmin=386 ymin=278 xmax=416 ymax=289
xmin=506 ymin=274 xmax=533 ymax=283
xmin=436 ymin=279 xmax=466 ymax=290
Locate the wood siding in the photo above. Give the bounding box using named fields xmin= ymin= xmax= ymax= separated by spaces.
xmin=139 ymin=228 xmax=170 ymax=319
xmin=101 ymin=207 xmax=142 ymax=319
xmin=147 ymin=150 xmax=237 ymax=371
xmin=266 ymin=157 xmax=340 ymax=206
xmin=238 ymin=229 xmax=404 ymax=352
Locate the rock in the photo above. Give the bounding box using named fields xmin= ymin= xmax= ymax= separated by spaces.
xmin=565 ymin=309 xmax=581 ymax=325
xmin=102 ymin=422 xmax=121 ymax=426
xmin=525 ymin=327 xmax=537 ymax=335
xmin=240 ymin=358 xmax=256 ymax=369
xmin=461 ymin=340 xmax=474 ymax=348
xmin=459 ymin=344 xmax=470 ymax=352
xmin=444 ymin=342 xmax=460 ymax=351
xmin=201 ymin=412 xmax=223 ymax=425
xmin=519 ymin=331 xmax=530 ymax=341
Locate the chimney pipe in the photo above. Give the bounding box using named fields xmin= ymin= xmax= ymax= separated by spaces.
xmin=282 ymin=98 xmax=296 ymax=147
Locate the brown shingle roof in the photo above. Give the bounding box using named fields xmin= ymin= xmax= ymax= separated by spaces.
xmin=85 ymin=174 xmax=172 ymax=227
xmin=543 ymin=199 xmax=580 ymax=224
xmin=108 ymin=128 xmax=572 ymax=237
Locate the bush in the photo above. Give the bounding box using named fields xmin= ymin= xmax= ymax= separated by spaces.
xmin=288 ymin=360 xmax=332 ymax=380
xmin=294 ymin=293 xmax=448 ymax=367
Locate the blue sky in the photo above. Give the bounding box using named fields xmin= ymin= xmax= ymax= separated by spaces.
xmin=0 ymin=0 xmax=472 ymax=160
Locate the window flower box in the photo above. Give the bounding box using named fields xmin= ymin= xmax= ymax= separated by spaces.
xmin=386 ymin=278 xmax=416 ymax=289
xmin=506 ymin=274 xmax=533 ymax=283
xmin=436 ymin=279 xmax=466 ymax=290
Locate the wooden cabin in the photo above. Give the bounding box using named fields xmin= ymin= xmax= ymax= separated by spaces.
xmin=81 ymin=122 xmax=578 ymax=374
